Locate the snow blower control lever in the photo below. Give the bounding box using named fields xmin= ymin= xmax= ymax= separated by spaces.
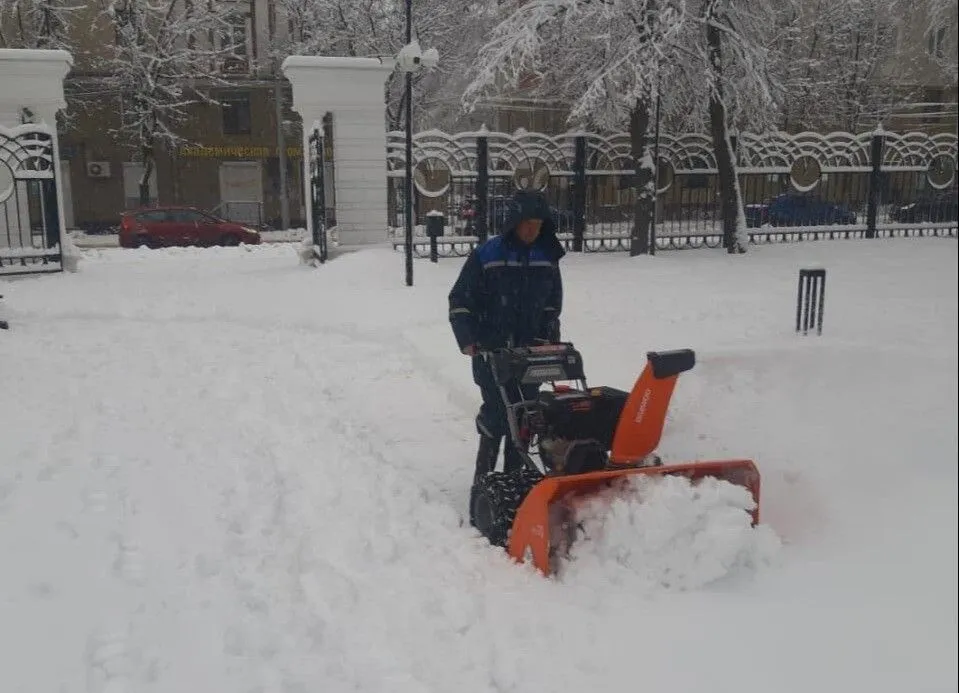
xmin=480 ymin=343 xmax=611 ymax=476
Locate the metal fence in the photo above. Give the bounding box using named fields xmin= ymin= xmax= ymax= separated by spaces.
xmin=386 ymin=128 xmax=957 ymax=257
xmin=1 ymin=124 xmax=63 ymax=276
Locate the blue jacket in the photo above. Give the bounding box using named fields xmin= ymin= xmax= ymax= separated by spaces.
xmin=448 ymin=211 xmax=566 ymax=352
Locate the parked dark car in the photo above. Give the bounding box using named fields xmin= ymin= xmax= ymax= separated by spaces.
xmin=745 ymin=193 xmax=858 ymax=228
xmin=888 ymin=190 xmax=958 ymax=224
xmin=458 ymin=195 xmax=575 ymax=233
xmin=119 ymin=206 xmax=262 ymax=249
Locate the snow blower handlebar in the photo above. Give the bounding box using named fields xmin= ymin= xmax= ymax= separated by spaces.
xmin=480 ymin=342 xmax=588 ymax=388
xmin=477 ymin=342 xmax=590 ymax=473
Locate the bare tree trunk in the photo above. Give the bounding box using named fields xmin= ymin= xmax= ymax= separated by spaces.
xmin=629 ymin=99 xmax=654 ymax=256
xmin=705 ymin=16 xmax=745 ymax=254
xmin=390 ymin=84 xmax=407 ymax=131
xmin=845 ymin=31 xmax=863 ymax=131
xmin=139 ymin=144 xmax=155 ymax=207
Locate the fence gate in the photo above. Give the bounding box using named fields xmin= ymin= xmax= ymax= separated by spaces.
xmin=307 ymin=125 xmax=328 ymax=264
xmin=1 ymin=124 xmax=63 ymax=276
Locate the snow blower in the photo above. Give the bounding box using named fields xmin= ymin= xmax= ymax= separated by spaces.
xmin=468 ymin=343 xmax=761 ymax=576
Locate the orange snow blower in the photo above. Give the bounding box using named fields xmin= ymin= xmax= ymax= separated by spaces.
xmin=468 ymin=344 xmax=761 ymax=576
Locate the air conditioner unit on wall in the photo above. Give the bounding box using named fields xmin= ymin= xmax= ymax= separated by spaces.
xmin=86 ymin=161 xmax=111 ymax=178
xmin=221 ymin=57 xmax=250 ymax=74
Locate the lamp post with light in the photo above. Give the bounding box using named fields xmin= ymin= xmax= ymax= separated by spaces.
xmin=395 ymin=2 xmax=439 ymax=286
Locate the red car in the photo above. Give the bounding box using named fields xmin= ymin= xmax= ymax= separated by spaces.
xmin=118 ymin=206 xmax=262 ymax=249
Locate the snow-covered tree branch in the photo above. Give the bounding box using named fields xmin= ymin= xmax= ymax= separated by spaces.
xmin=275 ymin=0 xmax=486 ymax=130
xmin=918 ymin=0 xmax=957 ymax=85
xmin=95 ymin=0 xmax=243 ymax=205
xmin=463 ymin=0 xmax=688 ymax=132
xmin=463 ymin=0 xmax=771 ymax=254
xmin=772 ymin=0 xmax=957 ymax=132
xmin=0 ymin=0 xmax=80 ymax=49
xmin=463 ymin=0 xmax=691 ymax=255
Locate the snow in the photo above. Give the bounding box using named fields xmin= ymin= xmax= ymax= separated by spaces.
xmin=1 ymin=236 xmax=956 ymax=692
xmin=560 ymin=475 xmax=782 ymax=589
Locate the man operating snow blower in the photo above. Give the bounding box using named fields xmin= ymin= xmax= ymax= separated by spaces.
xmin=448 ymin=189 xmax=566 ymax=489
xmin=447 ymin=193 xmax=762 ymax=574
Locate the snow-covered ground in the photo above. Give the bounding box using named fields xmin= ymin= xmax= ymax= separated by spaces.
xmin=1 ymin=237 xmax=956 ymax=692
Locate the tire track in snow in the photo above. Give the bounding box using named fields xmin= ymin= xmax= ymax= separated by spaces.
xmin=3 ymin=309 xmax=533 ymax=691
xmin=9 ymin=310 xmax=482 ymax=423
xmin=172 ymin=327 xmax=471 ymax=690
xmin=286 ymin=333 xmax=480 ymax=523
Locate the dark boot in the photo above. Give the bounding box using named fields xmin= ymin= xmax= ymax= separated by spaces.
xmin=503 ymin=442 xmax=524 ymax=474
xmin=473 ymin=434 xmax=501 ymax=485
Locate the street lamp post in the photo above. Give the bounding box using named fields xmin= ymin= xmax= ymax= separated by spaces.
xmin=395 ymin=1 xmax=438 ymax=286
xmin=404 ymin=0 xmax=413 ymax=287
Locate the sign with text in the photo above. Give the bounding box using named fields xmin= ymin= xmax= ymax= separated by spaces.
xmin=179 ymin=145 xmax=303 ymax=159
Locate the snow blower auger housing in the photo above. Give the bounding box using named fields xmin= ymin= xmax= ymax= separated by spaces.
xmin=468 ymin=343 xmax=761 ymax=576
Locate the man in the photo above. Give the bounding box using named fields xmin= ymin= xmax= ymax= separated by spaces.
xmin=448 ymin=189 xmax=566 ymax=485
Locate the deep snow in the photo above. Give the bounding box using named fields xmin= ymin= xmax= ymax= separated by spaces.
xmin=1 ymin=237 xmax=956 ymax=693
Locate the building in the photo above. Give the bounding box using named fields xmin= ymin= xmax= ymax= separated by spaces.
xmin=3 ymin=0 xmax=313 ymax=233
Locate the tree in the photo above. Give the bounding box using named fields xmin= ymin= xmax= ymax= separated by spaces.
xmin=96 ymin=0 xmax=242 ymax=206
xmin=464 ymin=0 xmax=789 ymax=255
xmin=275 ymin=0 xmax=485 ymax=131
xmin=922 ymin=0 xmax=958 ymax=84
xmin=462 ymin=0 xmax=688 ymax=256
xmin=1 ymin=0 xmax=82 ymax=130
xmin=775 ymin=0 xmax=908 ymax=132
xmin=773 ymin=0 xmax=958 ymax=133
xmin=0 ymin=0 xmax=78 ymax=49
xmin=690 ymin=0 xmax=781 ymax=252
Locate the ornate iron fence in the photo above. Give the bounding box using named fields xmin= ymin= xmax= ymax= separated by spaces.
xmin=1 ymin=124 xmax=63 ymax=276
xmin=306 ymin=126 xmax=328 ymax=264
xmin=386 ymin=127 xmax=957 ymax=257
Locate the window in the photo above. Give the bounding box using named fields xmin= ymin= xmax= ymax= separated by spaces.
xmin=222 ymin=12 xmax=249 ymax=56
xmin=136 ymin=211 xmax=169 ymax=223
xmin=927 ymin=27 xmax=946 ymax=58
xmin=875 ymin=23 xmax=894 ymax=47
xmin=169 ymin=210 xmax=207 ymax=223
xmin=221 ymin=92 xmax=252 ymax=135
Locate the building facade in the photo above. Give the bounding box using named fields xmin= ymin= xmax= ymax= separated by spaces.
xmin=2 ymin=0 xmax=311 ymax=232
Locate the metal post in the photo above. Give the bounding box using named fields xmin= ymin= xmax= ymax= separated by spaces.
xmin=866 ymin=132 xmax=884 ymax=240
xmin=426 ymin=211 xmax=444 ymax=263
xmin=404 ymin=0 xmax=414 ymax=286
xmin=651 ymin=90 xmax=661 ymax=256
xmin=572 ymin=136 xmax=586 ymax=252
xmin=796 ymin=268 xmax=826 ymax=335
xmin=476 ymin=136 xmax=489 ymax=243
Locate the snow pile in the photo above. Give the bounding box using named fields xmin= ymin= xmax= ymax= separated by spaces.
xmin=560 ymin=474 xmax=781 ymax=589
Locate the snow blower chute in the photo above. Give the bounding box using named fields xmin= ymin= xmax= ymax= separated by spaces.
xmin=468 ymin=343 xmax=761 ymax=576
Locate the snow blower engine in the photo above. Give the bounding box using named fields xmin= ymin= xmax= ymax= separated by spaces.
xmin=469 ymin=342 xmax=761 ymax=576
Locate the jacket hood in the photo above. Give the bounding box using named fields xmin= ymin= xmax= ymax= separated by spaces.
xmin=500 ymin=190 xmax=566 ymax=261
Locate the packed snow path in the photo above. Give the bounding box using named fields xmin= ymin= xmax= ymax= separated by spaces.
xmin=1 ymin=240 xmax=956 ymax=692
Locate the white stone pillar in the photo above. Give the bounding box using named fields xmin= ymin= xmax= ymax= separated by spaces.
xmin=0 ymin=49 xmax=74 ymax=264
xmin=281 ymin=56 xmax=395 ymax=246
